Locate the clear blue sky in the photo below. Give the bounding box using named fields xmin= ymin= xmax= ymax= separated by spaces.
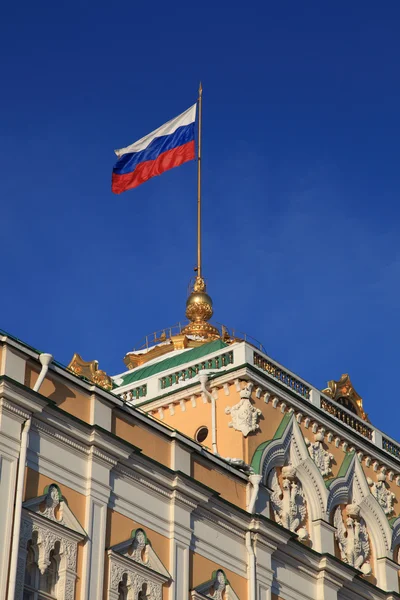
xmin=1 ymin=2 xmax=399 ymax=438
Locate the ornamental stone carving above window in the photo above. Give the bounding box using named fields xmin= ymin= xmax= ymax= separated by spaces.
xmin=107 ymin=529 xmax=170 ymax=600
xmin=191 ymin=569 xmax=240 ymax=600
xmin=17 ymin=484 xmax=86 ymax=600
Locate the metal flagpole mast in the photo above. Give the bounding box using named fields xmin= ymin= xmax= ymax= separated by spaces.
xmin=197 ymin=82 xmax=203 ymax=279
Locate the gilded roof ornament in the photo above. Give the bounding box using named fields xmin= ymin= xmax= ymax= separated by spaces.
xmin=67 ymin=353 xmax=113 ymax=391
xmin=322 ymin=374 xmax=368 ymax=422
xmin=181 ymin=276 xmax=220 ymax=340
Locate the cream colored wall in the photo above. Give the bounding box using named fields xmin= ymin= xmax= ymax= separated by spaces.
xmin=192 ymin=458 xmax=247 ymax=509
xmin=25 ymin=360 xmax=92 ymax=423
xmin=153 ymin=384 xmax=247 ymax=461
xmin=112 ymin=414 xmax=171 ymax=468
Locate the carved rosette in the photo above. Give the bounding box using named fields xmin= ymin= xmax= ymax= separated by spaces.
xmin=305 ymin=431 xmax=333 ymax=477
xmin=225 ymin=384 xmax=261 ymax=437
xmin=368 ymin=472 xmax=395 ymax=516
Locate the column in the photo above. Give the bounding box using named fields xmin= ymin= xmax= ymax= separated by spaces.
xmin=254 ymin=534 xmax=275 ymax=600
xmin=312 ymin=519 xmax=336 ymax=555
xmin=0 ymin=400 xmax=29 ymax=600
xmin=169 ymin=490 xmax=194 ymax=600
xmin=80 ymin=447 xmax=115 ymax=600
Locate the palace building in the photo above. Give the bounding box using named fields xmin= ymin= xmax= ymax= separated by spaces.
xmin=1 ymin=276 xmax=400 ymax=600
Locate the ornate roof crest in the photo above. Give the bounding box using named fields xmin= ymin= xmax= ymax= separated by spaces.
xmin=67 ymin=353 xmax=113 ymax=390
xmin=322 ymin=374 xmax=368 ymax=421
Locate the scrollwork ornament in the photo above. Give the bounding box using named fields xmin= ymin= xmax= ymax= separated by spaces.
xmin=334 ymin=503 xmax=371 ymax=575
xmin=148 ymin=581 xmax=162 ymax=600
xmin=19 ymin=519 xmax=33 ymax=546
xmin=305 ymin=431 xmax=333 ymax=477
xmin=62 ymin=539 xmax=77 ymax=570
xmin=110 ymin=563 xmax=126 ymax=591
xmin=270 ymin=466 xmax=308 ymax=541
xmin=225 ymin=384 xmax=261 ymax=437
xmin=36 ymin=527 xmax=58 ymax=574
xmin=64 ymin=577 xmax=76 ymax=600
xmin=368 ymin=473 xmax=395 ymax=516
xmin=15 ymin=554 xmax=27 ymax=600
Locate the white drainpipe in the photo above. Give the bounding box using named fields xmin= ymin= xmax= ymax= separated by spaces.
xmin=33 ymin=353 xmax=53 ymax=392
xmin=7 ymin=353 xmax=53 ymax=600
xmin=199 ymin=373 xmax=218 ymax=455
xmin=246 ymin=474 xmax=262 ymax=600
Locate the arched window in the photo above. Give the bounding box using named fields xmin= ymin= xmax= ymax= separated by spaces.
xmin=138 ymin=583 xmax=148 ymax=599
xmin=23 ymin=537 xmax=60 ymax=600
xmin=118 ymin=573 xmax=128 ymax=600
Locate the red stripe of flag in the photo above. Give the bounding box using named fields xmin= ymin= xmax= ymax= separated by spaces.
xmin=112 ymin=141 xmax=195 ymax=194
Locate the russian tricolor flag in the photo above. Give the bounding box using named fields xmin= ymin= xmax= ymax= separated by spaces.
xmin=112 ymin=104 xmax=196 ymax=194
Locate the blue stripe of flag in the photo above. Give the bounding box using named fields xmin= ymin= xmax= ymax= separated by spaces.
xmin=113 ymin=123 xmax=195 ymax=175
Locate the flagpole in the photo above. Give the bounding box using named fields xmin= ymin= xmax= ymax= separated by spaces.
xmin=197 ymin=82 xmax=203 ymax=279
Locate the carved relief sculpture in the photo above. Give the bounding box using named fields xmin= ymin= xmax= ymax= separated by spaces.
xmin=41 ymin=484 xmax=64 ymax=523
xmin=192 ymin=569 xmax=240 ymax=600
xmin=130 ymin=529 xmax=148 ymax=564
xmin=334 ymin=503 xmax=372 ymax=575
xmin=305 ymin=431 xmax=333 ymax=477
xmin=210 ymin=570 xmax=226 ymax=600
xmin=225 ymin=384 xmax=261 ymax=437
xmin=270 ymin=466 xmax=308 ymax=541
xmin=368 ymin=472 xmax=395 ymax=516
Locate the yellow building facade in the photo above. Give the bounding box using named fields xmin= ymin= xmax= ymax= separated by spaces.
xmin=2 ymin=281 xmax=400 ymax=600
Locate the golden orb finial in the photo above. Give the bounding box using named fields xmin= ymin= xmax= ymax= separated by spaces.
xmin=181 ymin=276 xmax=220 ymax=339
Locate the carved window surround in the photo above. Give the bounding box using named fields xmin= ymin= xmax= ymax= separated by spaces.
xmin=107 ymin=550 xmax=168 ymax=600
xmin=107 ymin=529 xmax=170 ymax=600
xmin=17 ymin=509 xmax=84 ymax=600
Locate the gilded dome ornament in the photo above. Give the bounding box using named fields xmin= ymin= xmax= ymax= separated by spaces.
xmin=181 ymin=276 xmax=220 ymax=340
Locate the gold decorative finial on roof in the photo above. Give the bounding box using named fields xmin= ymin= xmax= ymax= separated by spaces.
xmin=322 ymin=373 xmax=369 ymax=422
xmin=181 ymin=276 xmax=220 ymax=339
xmin=67 ymin=353 xmax=113 ymax=391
